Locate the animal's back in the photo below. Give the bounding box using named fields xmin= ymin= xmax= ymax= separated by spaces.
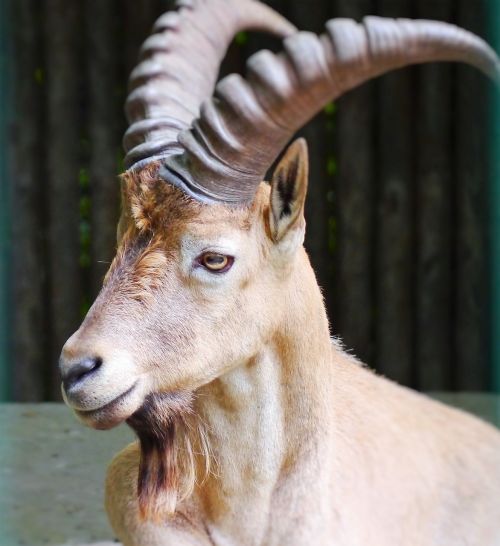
xmin=329 ymin=348 xmax=500 ymax=545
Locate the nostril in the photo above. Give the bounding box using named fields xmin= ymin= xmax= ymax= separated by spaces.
xmin=62 ymin=356 xmax=103 ymax=391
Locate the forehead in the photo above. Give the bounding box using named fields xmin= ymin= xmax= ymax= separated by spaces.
xmin=124 ymin=164 xmax=267 ymax=240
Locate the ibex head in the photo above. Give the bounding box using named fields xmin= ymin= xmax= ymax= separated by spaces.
xmin=60 ymin=0 xmax=499 ymax=519
xmin=61 ymin=138 xmax=308 ymax=426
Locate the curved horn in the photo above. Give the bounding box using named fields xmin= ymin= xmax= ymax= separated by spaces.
xmin=123 ymin=0 xmax=296 ymax=170
xmin=161 ymin=16 xmax=500 ymax=203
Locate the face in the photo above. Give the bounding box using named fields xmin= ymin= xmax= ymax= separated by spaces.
xmin=60 ymin=140 xmax=308 ymax=430
xmin=60 ymin=166 xmax=281 ymax=429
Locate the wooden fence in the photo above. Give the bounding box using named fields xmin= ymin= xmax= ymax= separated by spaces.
xmin=5 ymin=0 xmax=496 ymax=400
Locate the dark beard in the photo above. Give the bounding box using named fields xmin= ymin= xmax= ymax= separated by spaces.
xmin=127 ymin=391 xmax=194 ymax=521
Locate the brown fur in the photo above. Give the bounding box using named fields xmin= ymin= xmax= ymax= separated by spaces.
xmin=124 ymin=163 xmax=198 ymax=234
xmin=126 ymin=391 xmax=211 ymax=521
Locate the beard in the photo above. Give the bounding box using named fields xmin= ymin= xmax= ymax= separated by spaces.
xmin=127 ymin=390 xmax=208 ymax=521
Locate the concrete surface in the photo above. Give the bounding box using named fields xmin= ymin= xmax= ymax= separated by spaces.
xmin=0 ymin=404 xmax=133 ymax=546
xmin=0 ymin=394 xmax=499 ymax=546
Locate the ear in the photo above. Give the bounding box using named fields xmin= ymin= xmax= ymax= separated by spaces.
xmin=269 ymin=138 xmax=308 ymax=243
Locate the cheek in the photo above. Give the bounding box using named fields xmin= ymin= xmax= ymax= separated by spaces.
xmin=195 ymin=293 xmax=267 ymax=354
xmin=151 ymin=293 xmax=197 ymax=345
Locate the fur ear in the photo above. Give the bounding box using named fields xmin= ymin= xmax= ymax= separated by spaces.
xmin=269 ymin=138 xmax=309 ymax=242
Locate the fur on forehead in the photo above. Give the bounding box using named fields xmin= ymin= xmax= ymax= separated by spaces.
xmin=121 ymin=162 xmax=268 ymax=235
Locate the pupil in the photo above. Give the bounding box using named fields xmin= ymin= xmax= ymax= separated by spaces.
xmin=207 ymin=254 xmax=224 ymax=265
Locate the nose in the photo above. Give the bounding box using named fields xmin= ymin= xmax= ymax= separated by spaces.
xmin=61 ymin=356 xmax=103 ymax=392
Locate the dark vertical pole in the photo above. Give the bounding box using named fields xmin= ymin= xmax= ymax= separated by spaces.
xmin=415 ymin=0 xmax=453 ymax=391
xmin=121 ymin=1 xmax=166 ymax=162
xmin=332 ymin=0 xmax=376 ymax=365
xmin=488 ymin=0 xmax=500 ymax=392
xmin=123 ymin=0 xmax=165 ymax=76
xmin=374 ymin=0 xmax=415 ymax=386
xmin=454 ymin=0 xmax=490 ymax=390
xmin=10 ymin=1 xmax=47 ymax=401
xmin=87 ymin=1 xmax=121 ymax=299
xmin=0 ymin=0 xmax=12 ymax=400
xmin=44 ymin=0 xmax=84 ymax=399
xmin=287 ymin=0 xmax=334 ymax=319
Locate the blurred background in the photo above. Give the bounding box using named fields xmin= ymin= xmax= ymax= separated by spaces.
xmin=0 ymin=0 xmax=499 ymax=402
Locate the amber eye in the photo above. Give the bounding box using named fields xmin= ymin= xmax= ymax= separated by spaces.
xmin=198 ymin=252 xmax=234 ymax=273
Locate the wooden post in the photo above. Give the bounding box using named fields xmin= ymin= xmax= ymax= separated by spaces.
xmin=415 ymin=0 xmax=453 ymax=390
xmin=454 ymin=0 xmax=490 ymax=390
xmin=10 ymin=1 xmax=48 ymax=401
xmin=44 ymin=0 xmax=84 ymax=399
xmin=288 ymin=0 xmax=334 ymax=320
xmin=0 ymin=0 xmax=13 ymax=400
xmin=489 ymin=0 xmax=500 ymax=392
xmin=86 ymin=1 xmax=121 ymax=299
xmin=332 ymin=0 xmax=376 ymax=366
xmin=123 ymin=0 xmax=165 ymax=76
xmin=374 ymin=0 xmax=415 ymax=386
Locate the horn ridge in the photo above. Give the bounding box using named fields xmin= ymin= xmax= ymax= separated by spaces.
xmin=162 ymin=15 xmax=500 ymax=203
xmin=124 ymin=0 xmax=297 ymax=169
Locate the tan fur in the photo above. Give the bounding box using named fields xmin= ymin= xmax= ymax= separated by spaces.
xmin=60 ymin=143 xmax=500 ymax=546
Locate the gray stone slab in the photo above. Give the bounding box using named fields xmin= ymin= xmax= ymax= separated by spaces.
xmin=0 ymin=404 xmax=133 ymax=546
xmin=0 ymin=395 xmax=499 ymax=546
xmin=431 ymin=392 xmax=500 ymax=427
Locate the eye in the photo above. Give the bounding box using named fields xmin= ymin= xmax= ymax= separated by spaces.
xmin=198 ymin=252 xmax=234 ymax=273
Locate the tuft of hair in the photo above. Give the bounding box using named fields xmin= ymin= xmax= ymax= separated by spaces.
xmin=128 ymin=243 xmax=170 ymax=305
xmin=127 ymin=391 xmax=211 ymax=522
xmin=126 ymin=163 xmax=164 ymax=232
xmin=102 ymin=236 xmax=170 ymax=305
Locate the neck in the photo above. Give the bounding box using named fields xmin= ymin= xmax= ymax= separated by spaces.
xmin=194 ymin=250 xmax=333 ymax=542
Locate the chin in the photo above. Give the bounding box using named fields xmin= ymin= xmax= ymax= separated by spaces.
xmin=72 ymin=381 xmax=147 ymax=430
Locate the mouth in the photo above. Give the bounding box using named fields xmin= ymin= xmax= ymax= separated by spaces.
xmin=74 ymin=381 xmax=143 ymax=430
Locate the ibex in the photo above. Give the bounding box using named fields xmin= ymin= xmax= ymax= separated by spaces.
xmin=60 ymin=1 xmax=500 ymax=545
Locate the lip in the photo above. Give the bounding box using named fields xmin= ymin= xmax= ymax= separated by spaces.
xmin=74 ymin=381 xmax=142 ymax=430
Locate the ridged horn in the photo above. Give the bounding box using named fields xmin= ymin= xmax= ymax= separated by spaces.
xmin=160 ymin=15 xmax=500 ymax=204
xmin=123 ymin=0 xmax=296 ymax=170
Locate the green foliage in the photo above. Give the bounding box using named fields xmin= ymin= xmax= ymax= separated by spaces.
xmin=79 ymin=195 xmax=91 ymax=217
xmin=34 ymin=67 xmax=43 ymax=85
xmin=324 ymin=102 xmax=336 ymax=116
xmin=116 ymin=149 xmax=125 ymax=175
xmin=326 ymin=156 xmax=337 ymax=177
xmin=79 ymin=167 xmax=90 ymax=189
xmin=80 ymin=296 xmax=91 ymax=319
xmin=234 ymin=31 xmax=248 ymax=46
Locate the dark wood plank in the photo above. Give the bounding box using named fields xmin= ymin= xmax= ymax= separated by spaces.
xmin=453 ymin=0 xmax=490 ymax=390
xmin=119 ymin=1 xmax=167 ymax=153
xmin=287 ymin=0 xmax=334 ymax=320
xmin=374 ymin=0 xmax=415 ymax=386
xmin=86 ymin=1 xmax=122 ymax=298
xmin=489 ymin=5 xmax=500 ymax=392
xmin=331 ymin=0 xmax=376 ymax=365
xmin=0 ymin=0 xmax=14 ymax=400
xmin=123 ymin=0 xmax=166 ymax=76
xmin=10 ymin=0 xmax=48 ymax=401
xmin=44 ymin=0 xmax=84 ymax=399
xmin=414 ymin=0 xmax=453 ymax=391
